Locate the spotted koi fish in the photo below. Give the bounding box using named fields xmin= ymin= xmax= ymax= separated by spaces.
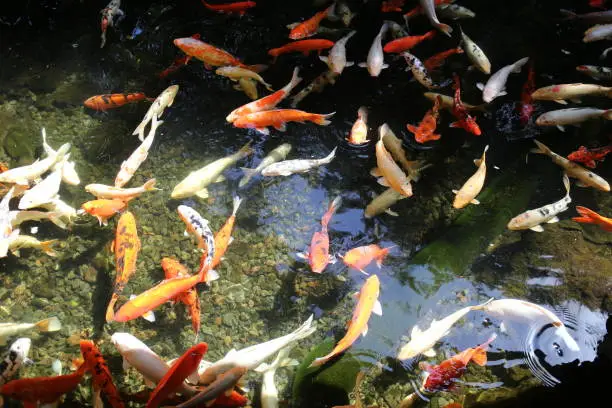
xmin=83 ymin=93 xmax=150 ymax=111
xmin=80 ymin=340 xmax=125 ymax=408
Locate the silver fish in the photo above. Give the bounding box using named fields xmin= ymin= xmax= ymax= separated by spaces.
xmin=478 ymin=57 xmax=529 ymax=102
xmin=319 ymin=30 xmax=356 ymax=74
xmin=436 ymin=4 xmax=475 ymax=20
xmin=421 ymin=0 xmax=452 ymax=36
xmin=576 ymin=65 xmax=612 ymax=81
xmin=261 ymin=147 xmax=337 ymax=177
xmin=290 ymin=70 xmax=339 ymax=107
xmin=239 ymin=143 xmax=292 ymax=187
xmin=132 ymin=85 xmax=178 ymax=141
xmin=0 ymin=338 xmax=31 ymax=386
xmin=583 ymin=24 xmax=612 ymax=42
xmin=561 ymin=9 xmax=612 ymax=24
xmin=359 ymin=23 xmax=389 ymax=77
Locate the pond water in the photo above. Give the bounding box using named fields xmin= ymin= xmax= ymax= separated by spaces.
xmin=0 ymin=1 xmax=611 ymax=407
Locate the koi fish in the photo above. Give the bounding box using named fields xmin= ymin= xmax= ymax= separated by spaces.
xmin=560 ymin=8 xmax=612 ymax=23
xmin=8 ymin=235 xmax=58 ymax=258
xmin=177 ymin=205 xmax=216 ymax=267
xmin=320 ymin=30 xmax=356 ymax=74
xmin=80 ymin=199 xmax=127 ymax=226
xmin=346 ymin=107 xmax=369 ymax=145
xmin=425 ymin=92 xmax=485 ymax=113
xmin=518 ymin=62 xmax=536 ymax=125
xmin=0 ymin=144 xmax=70 ymax=185
xmin=384 ymin=31 xmax=436 ymax=53
xmin=567 ymin=144 xmax=612 ymax=168
xmin=268 ymin=39 xmax=334 ymax=59
xmin=379 ymin=124 xmax=428 ymax=181
xmin=359 ymin=23 xmax=389 ymax=77
xmin=297 ymin=196 xmax=342 ymax=273
xmin=459 ymin=26 xmax=490 ymax=74
xmin=105 ymin=211 xmax=141 ymax=322
xmin=288 ymin=6 xmax=332 ymax=40
xmin=421 ymin=0 xmax=452 ymax=36
xmin=536 ymin=107 xmax=612 ymax=130
xmin=477 ymin=57 xmax=529 ymax=102
xmin=209 ymin=196 xmax=242 ymax=270
xmin=364 ymin=188 xmax=406 ymax=218
xmin=100 ymin=0 xmax=124 ymax=48
xmin=83 ymin=93 xmax=149 ymax=111
xmin=146 ymin=343 xmax=208 ymax=408
xmin=261 ymin=147 xmax=337 ymax=177
xmin=198 ymin=315 xmax=315 ymax=384
xmin=0 ymin=318 xmax=60 ymax=346
xmin=40 ymin=198 xmax=78 ymax=225
xmin=80 ymin=340 xmax=125 ymax=408
xmin=227 ymin=68 xmax=301 ymax=122
xmin=311 ymin=275 xmax=382 ymax=366
xmin=437 ymin=3 xmax=475 ymax=19
xmin=18 ymin=165 xmax=63 ymax=210
xmin=162 ymin=258 xmax=201 ymax=338
xmin=407 ymin=95 xmax=441 ymax=143
xmin=373 ymin=130 xmax=413 ymax=197
xmin=86 ymin=179 xmax=159 ymax=202
xmin=41 ymin=129 xmax=80 ymax=186
xmin=340 ymin=244 xmax=391 ymax=274
xmin=159 ymin=34 xmax=201 ymax=78
xmin=576 ymin=64 xmax=612 ymax=81
xmin=531 ymin=140 xmax=610 ymax=191
xmin=239 ymin=143 xmax=293 ymax=187
xmin=216 ymin=66 xmax=273 ymax=91
xmin=531 ymin=83 xmax=612 ymax=104
xmin=178 ymin=367 xmax=247 ymax=408
xmin=507 ymin=174 xmax=571 ymax=232
xmin=0 ymin=338 xmax=31 ymax=386
xmin=0 ymin=362 xmax=87 ymax=405
xmin=202 ymin=1 xmax=256 ymax=15
xmin=386 ymin=20 xmax=410 ymax=39
xmin=590 ymin=0 xmax=608 ymax=10
xmin=234 ymin=78 xmax=259 ymax=100
xmin=573 ymin=206 xmax=612 ymax=231
xmin=0 ymin=187 xmax=16 ymax=258
xmin=583 ymin=23 xmax=612 ymax=42
xmin=382 ymin=0 xmax=406 ymax=13
xmin=398 ymin=299 xmax=493 ymax=360
xmin=404 ymin=0 xmax=452 ymax=19
xmin=132 ymin=85 xmax=178 ymax=141
xmin=232 ymin=109 xmax=334 ymax=135
xmin=452 ymin=145 xmax=489 ymax=209
xmin=290 ymin=70 xmax=339 ymax=107
xmin=420 ymin=334 xmax=496 ymax=392
xmin=171 ymin=142 xmax=252 ymax=199
xmin=115 ymin=118 xmax=163 ymax=187
xmin=260 ymin=345 xmax=298 ymax=408
xmin=174 ymin=37 xmax=263 ymax=72
xmin=403 ymin=52 xmax=438 ymax=89
xmin=423 ymin=47 xmax=464 ymax=71
xmin=450 ymin=75 xmax=481 ymax=135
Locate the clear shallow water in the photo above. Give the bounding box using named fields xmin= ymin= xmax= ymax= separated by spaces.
xmin=0 ymin=0 xmax=611 ymax=407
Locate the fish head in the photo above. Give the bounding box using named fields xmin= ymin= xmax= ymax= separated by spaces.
xmin=111 ymin=332 xmax=146 ymax=354
xmin=482 ymin=87 xmax=496 ymax=103
xmin=10 ymin=338 xmax=32 ymax=359
xmin=531 ymin=323 xmax=581 ymax=369
xmin=507 ymin=212 xmax=531 ymax=230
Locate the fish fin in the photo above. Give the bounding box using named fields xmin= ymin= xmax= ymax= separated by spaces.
xmin=575 ymin=180 xmax=588 ymax=187
xmin=410 ymin=325 xmax=421 ymax=337
xmin=296 ymin=251 xmax=309 ymax=260
xmin=286 ymin=22 xmax=299 ymax=29
xmin=377 ymin=177 xmax=390 ymax=187
xmin=274 ymin=123 xmax=287 ymax=132
xmin=144 ymin=377 xmax=156 ymax=389
xmin=40 ymin=239 xmax=58 ymax=257
xmin=319 ymin=56 xmax=328 ymax=63
xmin=556 ymin=125 xmax=566 ymax=132
xmin=370 ymin=167 xmax=382 ymax=177
xmin=362 ymin=324 xmax=369 ymax=337
xmin=35 ymin=316 xmax=61 ymax=332
xmin=529 ymin=225 xmax=545 ymax=232
xmin=554 ymin=99 xmax=568 ymax=105
xmin=452 ymin=189 xmax=459 ymax=195
xmin=406 ymin=124 xmax=419 ymax=135
xmin=255 ymin=127 xmax=270 ymax=135
xmin=449 ymin=121 xmax=461 ymax=128
xmin=358 ymin=62 xmax=367 ymax=68
xmin=546 ymin=216 xmax=560 ymax=224
xmin=385 ymin=209 xmax=399 ymax=216
xmin=498 ymin=90 xmax=508 ymax=97
xmin=143 ymin=178 xmax=158 ymax=191
xmin=476 ymin=82 xmax=484 ymax=91
xmin=423 ymin=348 xmax=437 ymax=358
xmin=570 ymin=98 xmax=582 ymax=104
xmin=142 ymin=310 xmax=156 ymax=322
xmin=470 ymin=198 xmax=480 ymax=205
xmin=372 ymin=300 xmax=383 ymax=316
xmin=352 ymin=291 xmax=360 ymax=299
xmin=240 ymin=167 xmax=258 ymax=177
xmin=471 ymin=348 xmax=488 ymax=366
xmin=48 ymin=212 xmax=68 ymax=229
xmin=214 ymin=175 xmax=226 ymax=183
xmin=195 ymin=188 xmax=210 ymax=199
xmin=382 ymin=63 xmax=389 ymax=69
xmin=205 ymin=269 xmax=219 ymax=283
xmin=328 ymin=255 xmax=337 ymax=264
xmin=346 ymin=61 xmax=354 ymax=67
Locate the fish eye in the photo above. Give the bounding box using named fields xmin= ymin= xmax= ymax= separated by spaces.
xmin=552 ymin=342 xmax=564 ymax=357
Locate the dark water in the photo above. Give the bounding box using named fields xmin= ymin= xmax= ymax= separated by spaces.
xmin=0 ymin=0 xmax=611 ymax=407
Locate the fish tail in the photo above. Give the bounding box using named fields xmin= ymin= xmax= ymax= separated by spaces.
xmin=308 ymin=354 xmax=331 ymax=368
xmin=425 ymin=30 xmax=437 ymax=39
xmin=132 ymin=121 xmax=146 ymax=138
xmin=562 ymin=173 xmax=571 ymax=196
xmin=531 ymin=140 xmax=550 ymax=155
xmin=603 ymin=109 xmax=612 ymax=120
xmin=48 ymin=212 xmax=69 ymax=229
xmin=231 ymin=195 xmax=243 ymax=216
xmin=357 ymin=106 xmax=368 ymax=122
xmin=406 ymin=124 xmax=418 ymax=136
xmin=573 ymin=206 xmax=599 ymax=224
xmin=285 ymin=67 xmax=303 ymax=94
xmin=470 ymin=297 xmax=495 ymax=311
xmin=559 ymin=9 xmax=577 ymax=20
xmin=245 ymin=64 xmax=268 ymax=73
xmin=35 ymin=316 xmax=62 ymax=332
xmin=105 ymin=294 xmax=118 ymax=322
xmin=512 ymin=57 xmax=530 ymax=73
xmin=323 ymin=146 xmax=338 ymax=163
xmin=143 ymin=178 xmax=159 ymax=191
xmin=315 ymin=112 xmax=335 ymax=126
xmin=238 ymin=140 xmax=254 ymax=158
xmin=471 ymin=333 xmax=497 ymax=366
xmin=436 ymin=23 xmax=453 ymax=37
xmin=40 ymin=239 xmax=58 ymax=257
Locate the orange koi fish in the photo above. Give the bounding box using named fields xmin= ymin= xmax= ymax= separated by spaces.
xmin=226 ymin=67 xmax=302 ymax=122
xmin=341 ymin=244 xmax=392 ymax=274
xmin=298 ymin=196 xmax=342 ymax=273
xmin=159 ymin=34 xmax=201 ymax=78
xmin=146 ymin=343 xmax=208 ymax=408
xmin=567 ymin=144 xmax=612 ymax=168
xmin=518 ymin=61 xmax=536 ymax=126
xmin=404 ymin=0 xmax=452 ymax=18
xmin=310 ymin=275 xmax=382 ymax=366
xmin=162 ymin=257 xmax=201 ymax=338
xmin=232 ymin=109 xmax=334 ymax=135
xmin=268 ymin=39 xmax=335 ymax=59
xmin=424 ymin=47 xmax=464 ymax=71
xmin=210 ymin=196 xmax=242 ymax=269
xmin=83 ymin=93 xmax=150 ymax=111
xmin=105 ymin=211 xmax=141 ymax=322
xmin=202 ymin=1 xmax=256 ymax=15
xmin=80 ymin=340 xmax=125 ymax=408
xmin=80 ymin=199 xmax=127 ymax=226
xmin=573 ymin=206 xmax=612 ymax=231
xmin=346 ymin=107 xmax=369 ymax=145
xmin=0 ymin=363 xmax=87 ymax=406
xmin=407 ymin=95 xmax=442 ymax=143
xmin=174 ymin=37 xmax=262 ymax=71
xmin=420 ymin=334 xmax=496 ymax=392
xmin=450 ymin=75 xmax=481 ymax=136
xmin=382 ymin=0 xmax=406 ymax=13
xmin=383 ymin=31 xmax=436 ymax=53
xmin=288 ymin=6 xmax=332 ymax=40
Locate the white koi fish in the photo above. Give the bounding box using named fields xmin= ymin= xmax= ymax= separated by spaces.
xmin=259 ymin=345 xmax=299 ymax=408
xmin=115 ymin=117 xmax=163 ymax=187
xmin=0 ymin=144 xmax=70 ymax=186
xmin=531 ymin=83 xmax=612 ymax=104
xmin=320 ymin=30 xmax=356 ymax=74
xmin=132 ymin=85 xmax=178 ymax=141
xmin=42 ymin=128 xmax=80 ymax=186
xmin=359 ymin=23 xmax=389 ymax=77
xmin=421 ymin=0 xmax=452 ymax=36
xmin=261 ymin=147 xmax=336 ymax=177
xmin=535 ymin=107 xmax=612 ymax=130
xmin=85 ymin=178 xmax=158 ymax=201
xmin=477 ymin=57 xmax=529 ymax=102
xmin=18 ymin=164 xmax=63 ymax=210
xmin=460 ymin=27 xmax=491 ymax=74
xmin=9 ymin=210 xmax=67 ymax=230
xmin=239 ymin=143 xmax=292 ymax=187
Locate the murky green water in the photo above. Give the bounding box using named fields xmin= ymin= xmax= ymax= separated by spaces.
xmin=0 ymin=0 xmax=611 ymax=407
